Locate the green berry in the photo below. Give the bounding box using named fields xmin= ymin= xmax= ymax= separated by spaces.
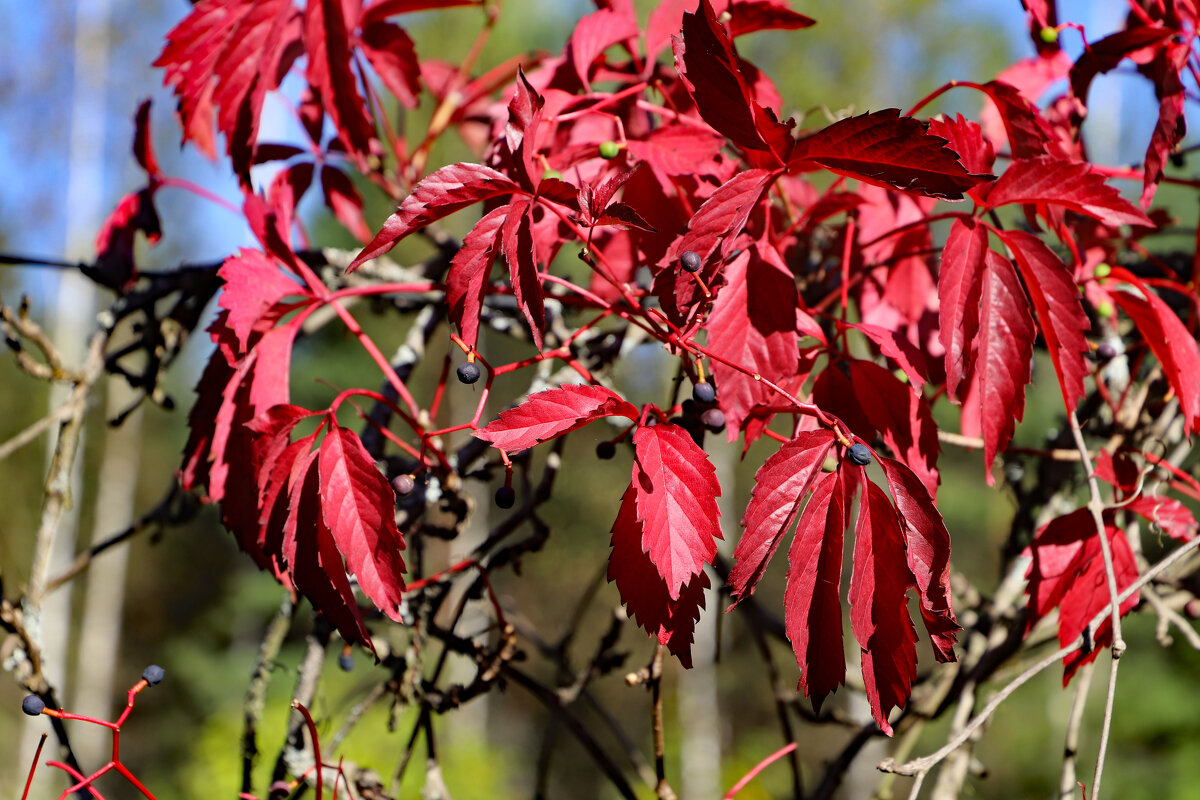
xmin=1094 ymin=263 xmax=1111 ymax=279
xmin=541 ymin=168 xmax=563 ymax=181
xmin=1097 ymin=300 xmax=1115 ymax=318
xmin=680 ymin=251 xmax=702 ymax=273
xmin=495 ymin=486 xmax=516 ymax=509
xmin=457 ymin=362 xmax=481 ymax=384
xmin=596 ymin=441 xmax=616 ymax=459
xmin=692 ymin=382 xmax=716 ymax=404
xmin=1039 ymin=26 xmax=1058 ymax=44
xmin=847 ymin=443 xmax=872 ymax=466
xmin=599 ymin=141 xmax=621 ymax=159
xmin=142 ymin=664 xmax=165 ymax=686
xmin=22 ymin=695 xmax=46 ymax=716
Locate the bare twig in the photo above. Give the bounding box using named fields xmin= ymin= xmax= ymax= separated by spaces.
xmin=1059 ymin=660 xmax=1095 ymax=799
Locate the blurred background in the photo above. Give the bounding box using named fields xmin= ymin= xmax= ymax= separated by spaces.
xmin=2 ymin=1 xmax=1199 ymax=798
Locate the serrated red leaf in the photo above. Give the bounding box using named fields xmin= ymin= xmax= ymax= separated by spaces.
xmin=608 ymin=486 xmax=709 ymax=667
xmin=999 ymin=229 xmax=1090 ymax=412
xmin=730 ymin=430 xmax=836 ymax=604
xmin=287 ymin=450 xmax=375 ymax=648
xmin=93 ymin=188 xmax=160 ymax=291
xmin=632 ymin=424 xmax=723 ymax=599
xmin=879 ymin=457 xmax=958 ymax=660
xmin=132 ymin=99 xmax=160 ymax=179
xmin=217 ymin=248 xmax=308 ymax=351
xmin=673 ymin=0 xmax=793 ymax=161
xmin=625 ymin=125 xmax=726 ymax=181
xmin=938 ymin=218 xmax=986 ymax=402
xmin=850 ymin=322 xmax=929 ymax=390
xmin=724 ymin=0 xmax=815 ymax=36
xmin=977 ymin=80 xmax=1065 ymax=160
xmin=319 ymin=421 xmax=407 ymax=620
xmin=305 ymin=0 xmax=376 ymax=159
xmin=790 ymin=110 xmax=991 ymax=200
xmin=705 ymin=243 xmax=799 ymax=437
xmin=1024 ymin=510 xmax=1138 ymax=683
xmin=501 ymin=197 xmax=545 ymax=349
xmin=977 ymin=249 xmax=1035 ymax=483
xmin=927 ymin=113 xmax=995 ymax=177
xmin=785 ymin=471 xmax=847 ymax=707
xmin=1140 ymin=39 xmax=1188 ymax=208
xmin=475 ymin=385 xmax=638 ymax=452
xmin=1107 ymin=273 xmax=1200 ymax=433
xmin=359 ymin=20 xmax=421 ymax=109
xmin=1125 ymin=494 xmax=1198 ymax=542
xmin=349 ymin=163 xmax=521 ymax=270
xmin=849 ymin=360 xmax=939 ymax=496
xmin=447 ymin=205 xmax=507 ymax=348
xmin=986 ymin=157 xmax=1153 ymax=227
xmin=361 ymin=0 xmax=478 ymax=27
xmin=850 ymin=480 xmax=918 ymax=735
xmin=155 ymin=0 xmax=303 ymax=176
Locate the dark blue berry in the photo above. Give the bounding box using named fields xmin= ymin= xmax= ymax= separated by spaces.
xmin=595 ymin=441 xmax=616 ymax=459
xmin=495 ymin=486 xmax=516 ymax=509
xmin=392 ymin=474 xmax=416 ymax=495
xmin=847 ymin=443 xmax=872 ymax=466
xmin=338 ymin=651 xmax=354 ymax=672
xmin=692 ymin=382 xmax=716 ymax=404
xmin=1095 ymin=343 xmax=1118 ymax=362
xmin=701 ymin=408 xmax=725 ymax=433
xmin=22 ymin=695 xmax=45 ymax=716
xmin=680 ymin=251 xmax=702 ymax=273
xmin=142 ymin=665 xmax=165 ymax=686
xmin=457 ymin=362 xmax=481 ymax=384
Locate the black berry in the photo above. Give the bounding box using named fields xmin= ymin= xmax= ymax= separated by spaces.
xmin=457 ymin=362 xmax=481 ymax=384
xmin=495 ymin=486 xmax=516 ymax=509
xmin=701 ymin=408 xmax=725 ymax=433
xmin=595 ymin=440 xmax=616 ymax=460
xmin=269 ymin=780 xmax=292 ymax=799
xmin=692 ymin=382 xmax=716 ymax=404
xmin=22 ymin=695 xmax=45 ymax=716
xmin=680 ymin=251 xmax=702 ymax=273
xmin=847 ymin=443 xmax=872 ymax=466
xmin=338 ymin=651 xmax=354 ymax=672
xmin=392 ymin=474 xmax=416 ymax=495
xmin=142 ymin=664 xmax=165 ymax=686
xmin=1095 ymin=342 xmax=1118 ymax=362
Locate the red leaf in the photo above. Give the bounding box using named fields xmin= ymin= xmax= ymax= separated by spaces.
xmin=349 ymin=163 xmax=521 ymax=270
xmin=361 ymin=0 xmax=478 ymax=27
xmin=321 ymin=165 xmax=372 ymax=243
xmin=673 ymin=0 xmax=793 ymax=161
xmin=133 ymin=99 xmax=161 ymax=179
xmin=180 ymin=340 xmax=239 ymax=494
xmin=319 ymin=421 xmax=407 ymax=620
xmin=850 ymin=322 xmax=929 ymax=391
xmin=447 ymin=205 xmax=507 ymax=349
xmin=926 ymin=113 xmax=995 ymax=177
xmin=625 ymin=123 xmax=726 ymax=181
xmin=1024 ymin=510 xmax=1138 ymax=683
xmin=569 ymin=7 xmax=638 ymax=87
xmin=879 ymin=457 xmax=958 ymax=661
xmin=938 ymin=218 xmax=986 ymax=402
xmin=705 ymin=243 xmax=799 ymax=437
xmin=850 ymin=480 xmax=918 ymax=735
xmin=217 ymin=248 xmax=308 ymax=351
xmin=155 ymin=0 xmax=303 ymax=176
xmin=632 ymin=424 xmax=723 ymax=599
xmin=999 ymin=229 xmax=1091 ymax=412
xmin=1140 ymin=40 xmax=1188 ymax=208
xmin=93 ymin=188 xmax=160 ymax=291
xmin=724 ymin=0 xmax=815 ymax=37
xmin=790 ymin=110 xmax=992 ymax=200
xmin=986 ymin=157 xmax=1153 ymax=227
xmin=730 ymin=430 xmax=836 ymax=604
xmin=849 ymin=361 xmax=939 ymax=496
xmin=475 ymin=385 xmax=639 ymax=452
xmin=358 ymin=20 xmax=421 ymax=109
xmin=1108 ymin=272 xmax=1200 ymax=433
xmin=287 ymin=451 xmax=375 ymax=647
xmin=1124 ymin=494 xmax=1197 ymax=542
xmin=304 ymin=0 xmax=376 ymax=159
xmin=784 ymin=471 xmax=847 ymax=707
xmin=500 ymin=198 xmax=545 ymax=349
xmin=977 ymin=79 xmax=1064 ymax=160
xmin=608 ymin=486 xmax=709 ymax=667
xmin=976 ymin=249 xmax=1035 ymax=483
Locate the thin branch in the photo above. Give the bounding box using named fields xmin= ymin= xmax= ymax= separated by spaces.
xmin=1059 ymin=661 xmax=1094 ymax=799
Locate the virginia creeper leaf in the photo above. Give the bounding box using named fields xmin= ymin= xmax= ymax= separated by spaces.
xmin=986 ymin=157 xmax=1154 ymax=227
xmin=475 ymin=385 xmax=639 ymax=452
xmin=938 ymin=217 xmax=986 ymax=402
xmin=632 ymin=423 xmax=723 ymax=599
xmin=447 ymin=205 xmax=508 ymax=349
